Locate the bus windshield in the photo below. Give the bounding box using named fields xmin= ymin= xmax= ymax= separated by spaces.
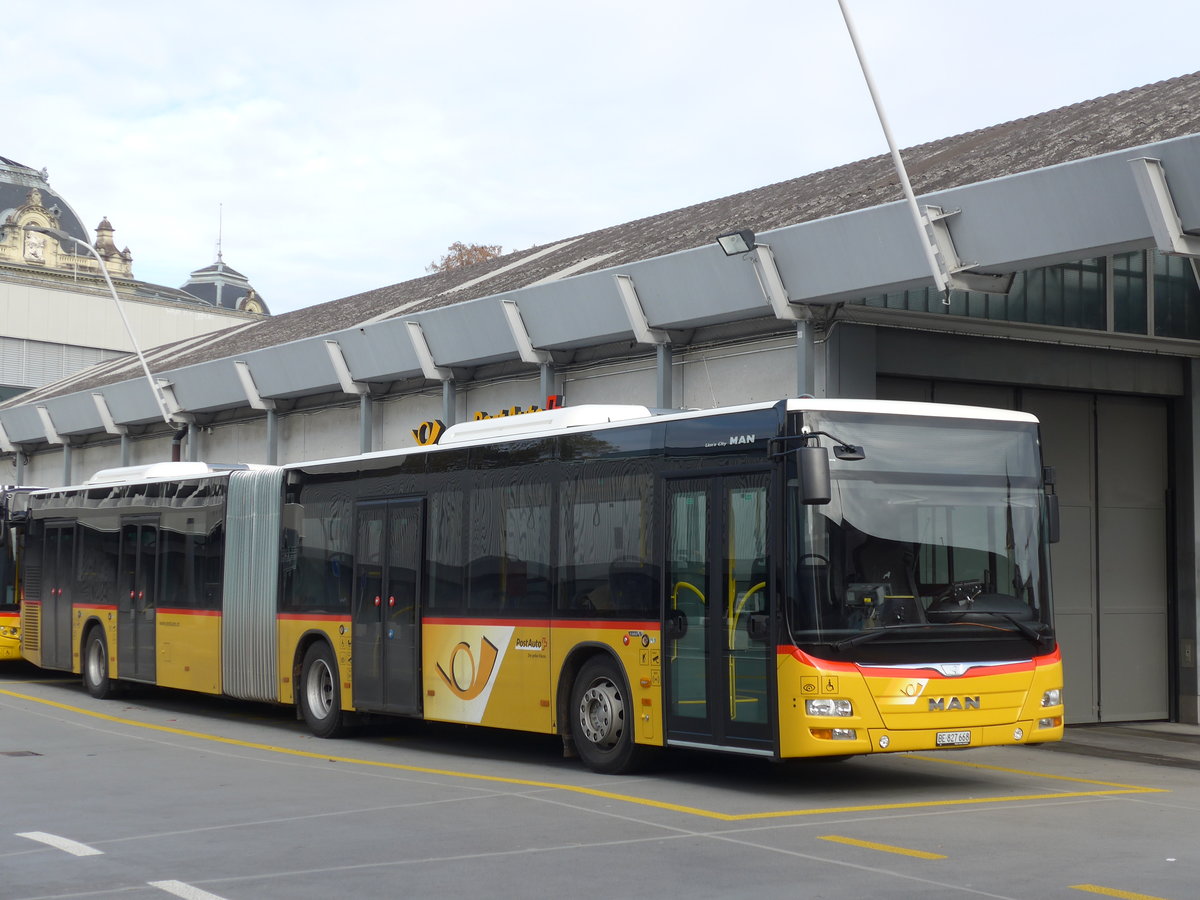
xmin=786 ymin=411 xmax=1053 ymax=661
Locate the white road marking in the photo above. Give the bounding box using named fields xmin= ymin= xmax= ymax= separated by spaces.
xmin=15 ymin=831 xmax=104 ymax=856
xmin=149 ymin=880 xmax=231 ymax=900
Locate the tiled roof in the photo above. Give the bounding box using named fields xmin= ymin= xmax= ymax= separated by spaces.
xmin=26 ymin=71 xmax=1200 ymax=398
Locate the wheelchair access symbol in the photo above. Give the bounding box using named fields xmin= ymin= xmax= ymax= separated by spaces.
xmin=801 ymin=676 xmax=839 ymax=695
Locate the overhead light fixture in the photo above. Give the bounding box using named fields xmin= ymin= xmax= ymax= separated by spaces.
xmin=716 ymin=228 xmax=756 ymax=256
xmin=716 ymin=228 xmax=800 ymax=321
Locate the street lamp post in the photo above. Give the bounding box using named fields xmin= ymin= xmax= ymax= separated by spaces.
xmin=24 ymin=225 xmax=176 ymax=426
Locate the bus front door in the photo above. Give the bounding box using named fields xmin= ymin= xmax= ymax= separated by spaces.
xmin=118 ymin=519 xmax=157 ymax=682
xmin=352 ymin=498 xmax=422 ymax=715
xmin=665 ymin=473 xmax=773 ymax=754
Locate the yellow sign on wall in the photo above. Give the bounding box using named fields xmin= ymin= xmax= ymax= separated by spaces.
xmin=412 ymin=396 xmax=564 ymax=446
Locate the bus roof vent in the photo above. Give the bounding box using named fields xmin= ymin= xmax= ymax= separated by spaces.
xmin=439 ymin=404 xmax=654 ymax=445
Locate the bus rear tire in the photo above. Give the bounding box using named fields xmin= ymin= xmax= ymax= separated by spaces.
xmin=82 ymin=627 xmax=116 ymax=699
xmin=299 ymin=642 xmax=345 ymax=738
xmin=570 ymin=657 xmax=646 ymax=774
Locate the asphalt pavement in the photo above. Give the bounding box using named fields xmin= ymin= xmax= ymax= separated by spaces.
xmin=5 ymin=664 xmax=1200 ymax=900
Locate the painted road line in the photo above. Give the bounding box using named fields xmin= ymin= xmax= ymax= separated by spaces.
xmin=149 ymin=880 xmax=230 ymax=900
xmin=1071 ymin=885 xmax=1173 ymax=900
xmin=15 ymin=831 xmax=103 ymax=856
xmin=905 ymin=753 xmax=1171 ymax=791
xmin=0 ymin=686 xmax=1166 ymax=823
xmin=819 ymin=834 xmax=946 ymax=860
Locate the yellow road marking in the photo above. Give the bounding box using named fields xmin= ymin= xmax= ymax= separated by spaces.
xmin=905 ymin=753 xmax=1167 ymax=790
xmin=1071 ymin=884 xmax=1174 ymax=900
xmin=0 ymin=687 xmax=1165 ymax=822
xmin=819 ymin=835 xmax=945 ymax=859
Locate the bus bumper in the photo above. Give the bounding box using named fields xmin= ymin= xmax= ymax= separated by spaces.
xmin=796 ymin=718 xmax=1065 ymax=757
xmin=0 ymin=629 xmax=20 ymax=661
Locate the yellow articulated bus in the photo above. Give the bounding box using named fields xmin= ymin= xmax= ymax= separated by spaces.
xmin=18 ymin=399 xmax=1064 ymax=773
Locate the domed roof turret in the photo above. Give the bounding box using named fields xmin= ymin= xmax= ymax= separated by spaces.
xmin=180 ymin=254 xmax=270 ymax=314
xmin=0 ymin=157 xmax=89 ymax=245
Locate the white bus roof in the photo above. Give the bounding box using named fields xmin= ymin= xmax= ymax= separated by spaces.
xmin=786 ymin=398 xmax=1040 ymax=424
xmin=288 ymin=398 xmax=1039 ymax=476
xmin=82 ymin=462 xmax=250 ymax=487
xmin=438 ymin=404 xmax=654 ymax=446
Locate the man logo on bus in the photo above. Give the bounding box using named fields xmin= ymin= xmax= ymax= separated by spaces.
xmin=928 ymin=696 xmax=980 ymax=711
xmin=436 ymin=636 xmax=500 ymax=700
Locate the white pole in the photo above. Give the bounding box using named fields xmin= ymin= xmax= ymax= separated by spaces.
xmin=837 ymin=0 xmax=950 ymax=298
xmin=32 ymin=227 xmax=175 ymax=424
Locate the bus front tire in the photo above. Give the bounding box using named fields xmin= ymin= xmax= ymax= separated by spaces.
xmin=299 ymin=642 xmax=345 ymax=738
xmin=570 ymin=657 xmax=646 ymax=774
xmin=82 ymin=627 xmax=115 ymax=699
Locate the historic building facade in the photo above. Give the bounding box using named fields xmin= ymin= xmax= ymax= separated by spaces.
xmin=0 ymin=157 xmax=266 ymax=401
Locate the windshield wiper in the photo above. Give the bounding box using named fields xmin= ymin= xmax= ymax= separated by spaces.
xmin=831 ymin=623 xmax=934 ymax=650
xmin=830 ymin=613 xmax=1051 ymax=651
xmin=993 ymin=613 xmax=1052 ymax=645
xmin=931 ymin=610 xmax=1051 ymax=646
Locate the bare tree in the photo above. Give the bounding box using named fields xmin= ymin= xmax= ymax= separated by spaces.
xmin=427 ymin=241 xmax=503 ymax=273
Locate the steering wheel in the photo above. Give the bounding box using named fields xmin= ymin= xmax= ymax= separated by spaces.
xmin=934 ymin=579 xmax=984 ymax=606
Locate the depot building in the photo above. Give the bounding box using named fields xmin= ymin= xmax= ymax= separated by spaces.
xmin=4 ymin=72 xmax=1200 ymax=728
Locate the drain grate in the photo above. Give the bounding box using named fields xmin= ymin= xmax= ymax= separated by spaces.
xmin=1 ymin=750 xmax=42 ymax=757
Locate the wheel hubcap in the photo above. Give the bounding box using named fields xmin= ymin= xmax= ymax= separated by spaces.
xmin=579 ymin=679 xmax=624 ymax=748
xmin=86 ymin=640 xmax=103 ymax=685
xmin=306 ymin=659 xmax=334 ymax=718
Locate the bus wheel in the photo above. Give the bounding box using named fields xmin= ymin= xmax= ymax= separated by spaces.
xmin=82 ymin=627 xmax=115 ymax=699
xmin=299 ymin=642 xmax=345 ymax=738
xmin=570 ymin=657 xmax=645 ymax=774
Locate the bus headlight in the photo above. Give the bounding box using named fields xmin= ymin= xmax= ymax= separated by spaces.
xmin=1041 ymin=689 xmax=1062 ymax=707
xmin=806 ymin=698 xmax=853 ymax=717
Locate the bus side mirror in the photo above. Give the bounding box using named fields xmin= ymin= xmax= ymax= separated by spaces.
xmin=797 ymin=446 xmax=831 ymax=505
xmin=1043 ymin=466 xmax=1060 ymax=544
xmin=1045 ymin=494 xmax=1061 ymax=544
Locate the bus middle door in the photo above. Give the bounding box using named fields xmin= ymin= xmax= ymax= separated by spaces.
xmin=352 ymin=498 xmax=422 ymax=715
xmin=40 ymin=521 xmax=75 ymax=671
xmin=118 ymin=518 xmax=158 ymax=683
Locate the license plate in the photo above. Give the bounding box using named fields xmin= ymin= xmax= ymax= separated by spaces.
xmin=936 ymin=730 xmax=972 ymax=747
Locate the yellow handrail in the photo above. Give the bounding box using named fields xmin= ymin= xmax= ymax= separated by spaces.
xmin=728 ymin=580 xmax=766 ymax=719
xmin=669 ymin=581 xmax=705 ymax=662
xmin=671 ymin=580 xmax=705 ymax=608
xmin=728 ymin=581 xmax=766 ymax=647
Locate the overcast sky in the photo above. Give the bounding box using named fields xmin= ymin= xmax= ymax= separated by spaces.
xmin=5 ymin=1 xmax=1198 ymax=314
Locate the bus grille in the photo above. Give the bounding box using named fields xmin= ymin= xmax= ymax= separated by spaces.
xmin=21 ymin=603 xmax=39 ymax=653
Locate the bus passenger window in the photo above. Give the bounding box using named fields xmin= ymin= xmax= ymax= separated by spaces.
xmin=468 ymin=483 xmax=550 ymax=614
xmin=558 ymin=468 xmax=656 ymax=619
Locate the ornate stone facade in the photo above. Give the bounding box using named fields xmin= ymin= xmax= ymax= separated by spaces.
xmin=0 ymin=187 xmax=133 ymax=278
xmin=0 ymin=156 xmax=261 ymax=399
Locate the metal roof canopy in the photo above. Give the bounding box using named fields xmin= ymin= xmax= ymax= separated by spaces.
xmin=6 ymin=133 xmax=1199 ymax=445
